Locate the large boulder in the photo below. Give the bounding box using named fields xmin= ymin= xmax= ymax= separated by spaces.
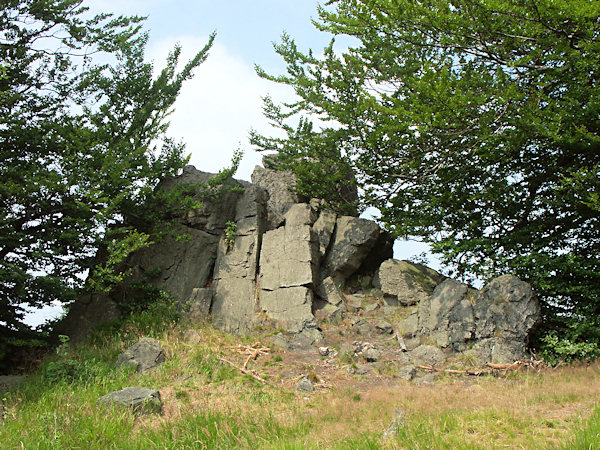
xmin=374 ymin=259 xmax=446 ymax=306
xmin=321 ymin=216 xmax=382 ymax=281
xmin=418 ymin=279 xmax=476 ymax=351
xmin=417 ymin=275 xmax=541 ymax=362
xmin=98 ymin=387 xmax=162 ymax=416
xmin=181 ymin=288 xmax=213 ymax=322
xmin=251 ymin=166 xmax=304 ymax=230
xmin=159 ymin=165 xmax=242 ymax=233
xmin=312 ymin=210 xmax=337 ymax=260
xmin=116 ymin=337 xmax=165 ymax=373
xmin=473 ymin=274 xmax=541 ymax=363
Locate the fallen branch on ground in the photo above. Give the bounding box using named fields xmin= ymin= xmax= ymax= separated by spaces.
xmin=227 ymin=342 xmax=270 ymax=369
xmin=416 ymin=360 xmax=545 ymax=377
xmin=219 ymin=357 xmax=268 ymax=384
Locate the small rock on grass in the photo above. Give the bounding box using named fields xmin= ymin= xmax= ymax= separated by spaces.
xmin=295 ymin=376 xmax=314 ymax=393
xmin=397 ymin=364 xmax=417 ymax=381
xmin=375 ymin=320 xmax=393 ymax=334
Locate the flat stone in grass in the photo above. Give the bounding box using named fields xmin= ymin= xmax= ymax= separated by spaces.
xmin=98 ymin=387 xmax=162 ymax=416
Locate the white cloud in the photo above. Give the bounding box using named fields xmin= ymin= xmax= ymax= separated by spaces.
xmin=148 ymin=35 xmax=293 ymax=181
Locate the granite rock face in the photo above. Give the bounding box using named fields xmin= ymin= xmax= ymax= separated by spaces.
xmin=321 ymin=216 xmax=381 ymax=280
xmin=417 ymin=275 xmax=541 ymax=362
xmin=258 ymin=206 xmax=320 ymax=333
xmin=251 ymin=166 xmax=304 ymax=230
xmin=473 ymin=275 xmax=541 ymax=363
xmin=374 ymin=259 xmax=446 ymax=306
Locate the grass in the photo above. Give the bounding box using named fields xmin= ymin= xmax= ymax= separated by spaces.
xmin=1 ymin=306 xmax=599 ymax=448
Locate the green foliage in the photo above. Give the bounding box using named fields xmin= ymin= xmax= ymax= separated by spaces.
xmin=224 ymin=221 xmax=237 ymax=250
xmin=540 ymin=332 xmax=600 ymax=365
xmin=0 ymin=1 xmax=214 ymax=348
xmin=254 ymin=0 xmax=600 ymax=347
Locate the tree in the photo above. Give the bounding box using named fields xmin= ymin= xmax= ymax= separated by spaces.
xmin=252 ymin=0 xmax=600 ymax=350
xmin=0 ymin=0 xmax=214 ymax=355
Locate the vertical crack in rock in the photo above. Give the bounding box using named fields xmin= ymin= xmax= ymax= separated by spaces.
xmin=258 ymin=204 xmax=320 ymax=333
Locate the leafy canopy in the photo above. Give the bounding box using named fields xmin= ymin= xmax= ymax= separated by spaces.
xmin=252 ymin=0 xmax=600 ymax=343
xmin=0 ymin=0 xmax=214 ymax=345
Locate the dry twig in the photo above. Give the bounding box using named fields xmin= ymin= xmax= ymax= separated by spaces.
xmin=219 ymin=357 xmax=268 ymax=384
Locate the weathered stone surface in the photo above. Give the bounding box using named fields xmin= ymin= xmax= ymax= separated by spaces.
xmin=56 ymin=292 xmax=120 ymax=343
xmin=312 ymin=210 xmax=337 ymax=259
xmin=375 ymin=320 xmax=394 ymax=335
xmin=374 ymin=259 xmax=446 ymax=306
xmin=116 ymin=338 xmax=165 ymax=373
xmin=397 ymin=310 xmax=419 ymax=338
xmin=363 ymin=347 xmax=381 ymax=362
xmin=397 ymin=365 xmax=417 ymax=381
xmin=473 ymin=275 xmax=541 ymax=362
xmin=418 ymin=279 xmax=476 ymax=350
xmin=259 ymin=225 xmax=318 ymax=291
xmin=0 ymin=375 xmax=26 ymax=395
xmin=346 ymin=294 xmax=364 ymax=312
xmin=284 ymin=203 xmax=317 ymax=227
xmin=211 ymin=183 xmax=267 ymax=335
xmin=211 ymin=234 xmax=261 ymax=334
xmin=260 ymin=287 xmax=316 ymax=333
xmin=313 ymin=301 xmax=344 ymax=325
xmin=410 ymin=345 xmax=446 ymax=366
xmin=315 ymin=276 xmax=344 ymax=306
xmin=251 ymin=166 xmax=303 ymax=229
xmin=258 ymin=218 xmax=320 ymax=333
xmin=233 ymin=184 xmax=268 ymax=235
xmin=271 ymin=328 xmax=323 ymax=351
xmin=182 ymin=288 xmax=212 ymax=322
xmin=125 ymin=226 xmax=219 ymax=303
xmin=295 ymin=376 xmax=315 ymax=393
xmin=322 ymin=216 xmax=381 ymax=281
xmin=417 ymin=275 xmax=541 ymax=362
xmin=98 ymin=387 xmax=162 ymax=416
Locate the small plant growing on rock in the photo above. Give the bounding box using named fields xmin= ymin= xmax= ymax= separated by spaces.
xmin=224 ymin=221 xmax=237 ymax=250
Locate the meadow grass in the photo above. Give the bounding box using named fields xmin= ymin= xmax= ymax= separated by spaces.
xmin=1 ymin=307 xmax=599 ymax=449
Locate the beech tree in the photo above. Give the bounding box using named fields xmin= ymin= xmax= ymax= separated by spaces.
xmin=0 ymin=1 xmax=214 ymax=352
xmin=252 ymin=0 xmax=600 ymax=353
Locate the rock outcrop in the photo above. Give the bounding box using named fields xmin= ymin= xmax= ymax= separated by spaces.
xmin=61 ymin=164 xmax=541 ymax=365
xmin=416 ymin=275 xmax=541 ymax=362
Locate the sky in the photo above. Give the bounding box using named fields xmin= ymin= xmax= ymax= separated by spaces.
xmin=24 ymin=0 xmax=438 ymax=326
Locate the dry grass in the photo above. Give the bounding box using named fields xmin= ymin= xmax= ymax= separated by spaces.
xmin=133 ymin=325 xmax=600 ymax=448
xmin=2 ymin=320 xmax=598 ymax=449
